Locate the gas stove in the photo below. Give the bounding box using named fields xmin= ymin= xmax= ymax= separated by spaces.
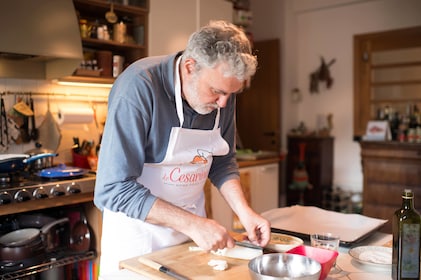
xmin=0 ymin=171 xmax=96 ymax=206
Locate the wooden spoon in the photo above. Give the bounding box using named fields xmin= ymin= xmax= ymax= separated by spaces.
xmin=105 ymin=2 xmax=117 ymax=23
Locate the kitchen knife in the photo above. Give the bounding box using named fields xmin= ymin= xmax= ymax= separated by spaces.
xmin=138 ymin=257 xmax=189 ymax=280
xmin=235 ymin=240 xmax=263 ymax=250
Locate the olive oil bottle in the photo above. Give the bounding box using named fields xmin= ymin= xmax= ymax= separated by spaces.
xmin=392 ymin=189 xmax=421 ymax=280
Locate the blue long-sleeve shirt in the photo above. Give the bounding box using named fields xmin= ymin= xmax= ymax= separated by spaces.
xmin=94 ymin=52 xmax=240 ymax=221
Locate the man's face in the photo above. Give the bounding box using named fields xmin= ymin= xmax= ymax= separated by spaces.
xmin=182 ymin=60 xmax=244 ymax=115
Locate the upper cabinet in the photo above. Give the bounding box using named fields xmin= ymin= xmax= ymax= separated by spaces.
xmin=66 ymin=0 xmax=149 ymax=84
xmin=353 ymin=26 xmax=421 ymax=141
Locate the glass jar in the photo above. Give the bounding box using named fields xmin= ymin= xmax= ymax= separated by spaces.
xmin=79 ymin=19 xmax=90 ymax=38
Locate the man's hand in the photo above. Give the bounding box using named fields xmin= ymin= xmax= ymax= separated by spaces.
xmin=145 ymin=198 xmax=235 ymax=251
xmin=187 ymin=217 xmax=236 ymax=251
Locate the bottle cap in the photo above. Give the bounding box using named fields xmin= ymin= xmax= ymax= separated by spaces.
xmin=402 ymin=189 xmax=413 ymax=198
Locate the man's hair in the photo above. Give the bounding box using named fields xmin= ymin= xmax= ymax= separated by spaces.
xmin=182 ymin=20 xmax=257 ymax=81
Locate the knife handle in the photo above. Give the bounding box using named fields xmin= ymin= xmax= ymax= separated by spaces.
xmin=138 ymin=257 xmax=162 ymax=271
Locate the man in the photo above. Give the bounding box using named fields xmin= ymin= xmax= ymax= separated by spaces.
xmin=94 ymin=20 xmax=271 ymax=275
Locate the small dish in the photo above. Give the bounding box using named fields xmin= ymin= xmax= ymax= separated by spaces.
xmin=349 ymin=246 xmax=392 ymax=266
xmin=266 ymin=232 xmax=304 ymax=252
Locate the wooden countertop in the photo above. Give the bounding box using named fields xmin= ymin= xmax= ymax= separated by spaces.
xmin=119 ymin=232 xmax=252 ymax=280
xmin=237 ymin=157 xmax=281 ymax=168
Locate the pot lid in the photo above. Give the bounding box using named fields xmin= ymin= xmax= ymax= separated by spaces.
xmin=0 ymin=228 xmax=40 ymax=247
xmin=36 ymin=164 xmax=87 ymax=178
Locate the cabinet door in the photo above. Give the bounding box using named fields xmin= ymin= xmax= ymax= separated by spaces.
xmin=210 ymin=163 xmax=279 ymax=230
xmin=245 ymin=163 xmax=279 ymax=214
xmin=236 ymin=39 xmax=281 ymax=152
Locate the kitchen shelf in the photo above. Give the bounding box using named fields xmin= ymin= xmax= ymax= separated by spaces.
xmin=0 ymin=250 xmax=96 ymax=280
xmin=71 ymin=0 xmax=149 ymax=85
xmin=353 ymin=26 xmax=421 ymax=139
xmin=82 ymin=37 xmax=146 ymax=50
xmin=371 ymin=80 xmax=421 ymax=86
xmin=0 ymin=192 xmax=94 ymax=216
xmin=371 ymin=61 xmax=421 ymax=69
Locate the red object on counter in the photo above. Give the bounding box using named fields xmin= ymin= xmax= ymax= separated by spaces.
xmin=287 ymin=245 xmax=338 ymax=280
xmin=72 ymin=150 xmax=91 ymax=169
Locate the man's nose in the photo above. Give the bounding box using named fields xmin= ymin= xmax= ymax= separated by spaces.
xmin=216 ymin=95 xmax=229 ymax=108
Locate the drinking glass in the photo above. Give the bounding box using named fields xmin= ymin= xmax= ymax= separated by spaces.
xmin=310 ymin=233 xmax=340 ymax=251
xmin=310 ymin=233 xmax=341 ymax=274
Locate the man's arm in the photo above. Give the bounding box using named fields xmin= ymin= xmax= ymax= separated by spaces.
xmin=219 ymin=178 xmax=271 ymax=247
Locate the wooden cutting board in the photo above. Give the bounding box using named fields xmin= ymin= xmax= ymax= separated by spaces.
xmin=119 ymin=241 xmax=253 ymax=279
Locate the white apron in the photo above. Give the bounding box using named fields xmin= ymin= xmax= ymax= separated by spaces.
xmin=100 ymin=58 xmax=229 ymax=275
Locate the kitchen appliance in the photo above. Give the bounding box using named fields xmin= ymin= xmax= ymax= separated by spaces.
xmin=0 ymin=170 xmax=95 ymax=206
xmin=0 ymin=0 xmax=83 ymax=80
xmin=0 ymin=168 xmax=96 ymax=277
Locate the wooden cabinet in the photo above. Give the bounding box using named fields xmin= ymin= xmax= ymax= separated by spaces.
xmin=207 ymin=160 xmax=280 ymax=230
xmin=286 ymin=136 xmax=333 ymax=207
xmin=64 ymin=0 xmax=149 ymax=84
xmin=353 ymin=26 xmax=421 ymax=140
xmin=360 ymin=141 xmax=421 ymax=233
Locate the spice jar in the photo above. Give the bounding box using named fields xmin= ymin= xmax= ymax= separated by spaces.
xmin=113 ymin=21 xmax=127 ymax=43
xmin=79 ymin=19 xmax=90 ymax=38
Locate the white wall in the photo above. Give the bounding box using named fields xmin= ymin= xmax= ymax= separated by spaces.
xmin=251 ymin=0 xmax=421 ymax=192
xmin=149 ymin=0 xmax=232 ymax=56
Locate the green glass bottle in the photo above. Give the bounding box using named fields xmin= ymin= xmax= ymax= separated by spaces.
xmin=392 ymin=189 xmax=421 ymax=280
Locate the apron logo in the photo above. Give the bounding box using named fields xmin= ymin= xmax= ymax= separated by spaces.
xmin=162 ymin=166 xmax=209 ymax=185
xmin=191 ymin=149 xmax=211 ymax=164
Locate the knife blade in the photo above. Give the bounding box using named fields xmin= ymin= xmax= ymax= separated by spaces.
xmin=235 ymin=240 xmax=263 ymax=250
xmin=138 ymin=257 xmax=189 ymax=280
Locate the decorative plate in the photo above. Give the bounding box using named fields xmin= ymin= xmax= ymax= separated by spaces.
xmin=349 ymin=246 xmax=392 ymax=266
xmin=266 ymin=232 xmax=304 ymax=252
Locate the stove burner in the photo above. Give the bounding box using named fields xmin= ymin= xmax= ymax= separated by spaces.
xmin=0 ymin=171 xmax=96 ymax=205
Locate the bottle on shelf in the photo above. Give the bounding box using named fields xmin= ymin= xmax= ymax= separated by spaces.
xmin=392 ymin=189 xmax=421 ymax=280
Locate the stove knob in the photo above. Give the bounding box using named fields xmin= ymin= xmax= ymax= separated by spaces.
xmin=33 ymin=187 xmax=49 ymax=199
xmin=50 ymin=184 xmax=65 ymax=196
xmin=67 ymin=182 xmax=81 ymax=194
xmin=0 ymin=191 xmax=12 ymax=205
xmin=14 ymin=189 xmax=31 ymax=202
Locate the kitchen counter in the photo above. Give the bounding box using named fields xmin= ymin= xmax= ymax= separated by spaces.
xmin=237 ymin=156 xmax=281 ymax=168
xmin=100 ymin=231 xmax=393 ymax=280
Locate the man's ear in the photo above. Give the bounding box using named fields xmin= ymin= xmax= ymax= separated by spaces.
xmin=183 ymin=58 xmax=196 ymax=75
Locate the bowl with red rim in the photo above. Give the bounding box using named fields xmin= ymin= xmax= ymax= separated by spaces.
xmin=286 ymin=245 xmax=338 ymax=280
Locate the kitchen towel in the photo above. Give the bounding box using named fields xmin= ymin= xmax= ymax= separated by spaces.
xmin=57 ymin=107 xmax=94 ymax=125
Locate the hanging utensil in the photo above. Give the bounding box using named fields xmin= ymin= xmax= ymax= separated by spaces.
xmin=29 ymin=93 xmax=39 ymax=141
xmin=0 ymin=96 xmax=9 ymax=151
xmin=105 ymin=2 xmax=117 ymax=23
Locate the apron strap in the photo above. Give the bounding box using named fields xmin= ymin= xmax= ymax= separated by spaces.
xmin=174 ymin=55 xmax=221 ymax=130
xmin=174 ymin=56 xmax=184 ymax=127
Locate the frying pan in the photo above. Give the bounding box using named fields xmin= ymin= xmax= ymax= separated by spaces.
xmin=0 ymin=218 xmax=68 ymax=261
xmin=0 ymin=152 xmax=58 ymax=173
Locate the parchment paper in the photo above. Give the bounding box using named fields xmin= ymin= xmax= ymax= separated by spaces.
xmin=262 ymin=205 xmax=387 ymax=244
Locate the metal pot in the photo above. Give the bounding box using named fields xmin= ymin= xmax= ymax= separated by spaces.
xmin=0 ymin=218 xmax=69 ymax=261
xmin=0 ymin=153 xmax=58 ymax=173
xmin=25 ymin=144 xmax=57 ymax=171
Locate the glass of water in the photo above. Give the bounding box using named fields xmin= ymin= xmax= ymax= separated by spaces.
xmin=310 ymin=233 xmax=340 ymax=251
xmin=310 ymin=233 xmax=340 ymax=273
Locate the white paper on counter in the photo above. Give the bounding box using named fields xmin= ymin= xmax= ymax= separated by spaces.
xmin=262 ymin=205 xmax=387 ymax=244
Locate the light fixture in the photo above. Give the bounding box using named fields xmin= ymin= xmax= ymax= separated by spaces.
xmin=52 ymin=76 xmax=114 ymax=88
